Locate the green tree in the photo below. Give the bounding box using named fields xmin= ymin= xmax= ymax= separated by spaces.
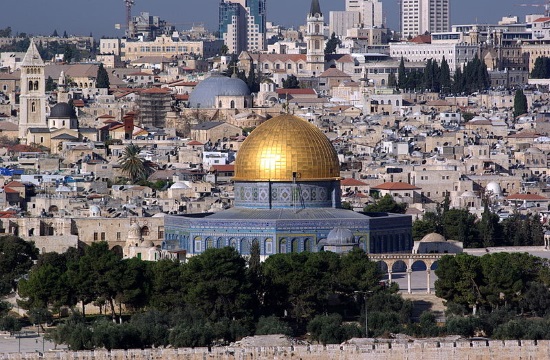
xmin=282 ymin=74 xmax=300 ymax=89
xmin=255 ymin=315 xmax=292 ymax=336
xmin=183 ymin=247 xmax=253 ymax=322
xmin=18 ymin=252 xmax=77 ymax=314
xmin=397 ymin=57 xmax=406 ymax=90
xmin=74 ymin=242 xmax=121 ymax=319
xmin=0 ymin=235 xmax=39 ymax=296
xmin=513 ymin=89 xmax=528 ymax=117
xmin=149 ymin=259 xmax=184 ymax=311
xmin=96 ymin=63 xmax=110 ymax=89
xmin=324 ymin=32 xmax=341 ymax=55
xmin=0 ymin=27 xmax=12 ymax=37
xmin=45 ymin=76 xmax=56 ymax=92
xmin=440 ymin=56 xmax=451 ymax=93
xmin=220 ymin=44 xmax=229 ymax=55
xmin=115 ymin=257 xmax=151 ymax=313
xmin=530 ymin=56 xmax=550 ymax=79
xmin=119 ymin=144 xmax=151 ymax=183
xmin=363 ymin=194 xmax=407 ymax=214
xmin=478 ymin=201 xmax=502 ymax=247
xmin=435 ymin=254 xmax=484 ymax=314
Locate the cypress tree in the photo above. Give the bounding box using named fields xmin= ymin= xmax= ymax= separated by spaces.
xmin=96 ymin=63 xmax=110 ymax=89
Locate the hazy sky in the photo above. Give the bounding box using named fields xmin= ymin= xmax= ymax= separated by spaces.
xmin=0 ymin=0 xmax=543 ymax=38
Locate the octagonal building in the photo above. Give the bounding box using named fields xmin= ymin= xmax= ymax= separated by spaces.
xmin=163 ymin=114 xmax=412 ymax=259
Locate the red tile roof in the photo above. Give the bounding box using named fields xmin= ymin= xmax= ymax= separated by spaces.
xmin=211 ymin=165 xmax=235 ymax=172
xmin=372 ymin=182 xmax=421 ymax=191
xmin=275 ymin=88 xmax=316 ymax=95
xmin=506 ymin=193 xmax=549 ymax=201
xmin=186 ymin=140 xmax=204 ymax=146
xmin=341 ymin=178 xmax=368 ymax=186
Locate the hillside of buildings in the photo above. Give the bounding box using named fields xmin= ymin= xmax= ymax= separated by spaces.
xmin=2 ymin=0 xmax=550 ymax=356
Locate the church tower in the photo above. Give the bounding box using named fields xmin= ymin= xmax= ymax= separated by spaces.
xmin=19 ymin=39 xmax=48 ymax=141
xmin=305 ymin=0 xmax=325 ymax=76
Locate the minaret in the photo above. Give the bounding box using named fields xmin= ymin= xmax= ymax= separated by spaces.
xmin=19 ymin=39 xmax=48 ymax=141
xmin=305 ymin=0 xmax=325 ymax=76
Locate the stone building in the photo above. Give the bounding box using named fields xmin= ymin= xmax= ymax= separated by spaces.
xmin=164 ymin=113 xmax=412 ymax=260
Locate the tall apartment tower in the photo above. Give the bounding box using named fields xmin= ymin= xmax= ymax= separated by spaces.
xmin=219 ymin=0 xmax=266 ymax=54
xmin=345 ymin=0 xmax=383 ymax=28
xmin=19 ymin=39 xmax=47 ymax=141
xmin=401 ymin=0 xmax=450 ymax=38
xmin=306 ymin=0 xmax=325 ymax=76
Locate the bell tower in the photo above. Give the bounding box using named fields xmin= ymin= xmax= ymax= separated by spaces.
xmin=19 ymin=39 xmax=48 ymax=141
xmin=305 ymin=0 xmax=325 ymax=76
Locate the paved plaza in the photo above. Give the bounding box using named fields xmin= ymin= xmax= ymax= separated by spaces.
xmin=0 ymin=331 xmax=66 ymax=355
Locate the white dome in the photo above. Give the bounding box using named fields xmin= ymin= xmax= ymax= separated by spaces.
xmin=89 ymin=205 xmax=101 ymax=217
xmin=486 ymin=182 xmax=503 ymax=196
xmin=420 ymin=233 xmax=446 ymax=243
xmin=152 ymin=212 xmax=167 ymax=217
xmin=170 ymin=181 xmax=189 ymax=190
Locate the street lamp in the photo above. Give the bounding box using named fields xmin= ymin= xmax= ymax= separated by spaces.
xmin=355 ymin=290 xmax=372 ymax=337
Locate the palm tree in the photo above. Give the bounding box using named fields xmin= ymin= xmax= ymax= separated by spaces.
xmin=119 ymin=144 xmax=150 ymax=183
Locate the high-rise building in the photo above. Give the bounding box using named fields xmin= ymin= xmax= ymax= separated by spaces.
xmin=219 ymin=0 xmax=266 ymax=54
xmin=345 ymin=0 xmax=383 ymax=28
xmin=401 ymin=0 xmax=450 ymax=38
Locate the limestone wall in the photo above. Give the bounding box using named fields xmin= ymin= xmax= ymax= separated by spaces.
xmin=2 ymin=340 xmax=550 ymax=360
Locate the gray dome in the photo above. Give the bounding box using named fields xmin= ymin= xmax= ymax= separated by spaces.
xmin=50 ymin=102 xmax=76 ymax=118
xmin=188 ymin=73 xmax=250 ymax=108
xmin=326 ymin=227 xmax=355 ymax=245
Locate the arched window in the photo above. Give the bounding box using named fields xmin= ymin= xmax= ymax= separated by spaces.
xmin=395 ymin=100 xmax=400 ymax=106
xmin=315 ymin=24 xmax=320 ymax=33
xmin=304 ymin=238 xmax=311 ymax=252
xmin=240 ymin=239 xmax=250 ymax=254
xmin=265 ymin=238 xmax=273 ymax=254
xmin=206 ymin=237 xmax=214 ymax=249
xmin=291 ymin=238 xmax=299 ymax=253
xmin=31 ymin=102 xmax=36 ymax=112
xmin=141 ymin=226 xmax=149 ymax=236
xmin=194 ymin=236 xmax=202 ymax=252
xmin=28 ymin=81 xmax=33 ymax=91
xmin=381 ymin=79 xmax=386 ymax=85
xmin=230 ymin=100 xmax=235 ymax=109
xmin=217 ymin=237 xmax=224 ymax=248
xmin=279 ymin=238 xmax=287 ymax=253
xmin=315 ymin=40 xmax=320 ymax=50
xmin=218 ymin=100 xmax=222 ymax=108
xmin=34 ymin=81 xmax=39 ymax=91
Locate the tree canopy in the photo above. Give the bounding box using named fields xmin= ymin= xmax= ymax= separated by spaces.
xmin=96 ymin=63 xmax=110 ymax=89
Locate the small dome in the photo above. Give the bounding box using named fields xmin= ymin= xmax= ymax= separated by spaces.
xmin=50 ymin=102 xmax=76 ymax=118
xmin=89 ymin=205 xmax=101 ymax=217
xmin=188 ymin=73 xmax=250 ymax=108
xmin=141 ymin=240 xmax=155 ymax=248
xmin=420 ymin=233 xmax=446 ymax=243
xmin=326 ymin=227 xmax=355 ymax=245
xmin=461 ymin=191 xmax=477 ymax=198
xmin=170 ymin=181 xmax=189 ymax=190
xmin=152 ymin=212 xmax=167 ymax=217
xmin=486 ymin=181 xmax=503 ymax=196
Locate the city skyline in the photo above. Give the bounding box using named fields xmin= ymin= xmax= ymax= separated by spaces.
xmin=0 ymin=0 xmax=544 ymax=38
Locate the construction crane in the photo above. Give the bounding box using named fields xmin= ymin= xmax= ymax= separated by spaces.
xmin=514 ymin=1 xmax=550 ymax=17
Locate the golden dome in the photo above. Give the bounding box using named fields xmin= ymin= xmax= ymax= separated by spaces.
xmin=234 ymin=114 xmax=340 ymax=182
